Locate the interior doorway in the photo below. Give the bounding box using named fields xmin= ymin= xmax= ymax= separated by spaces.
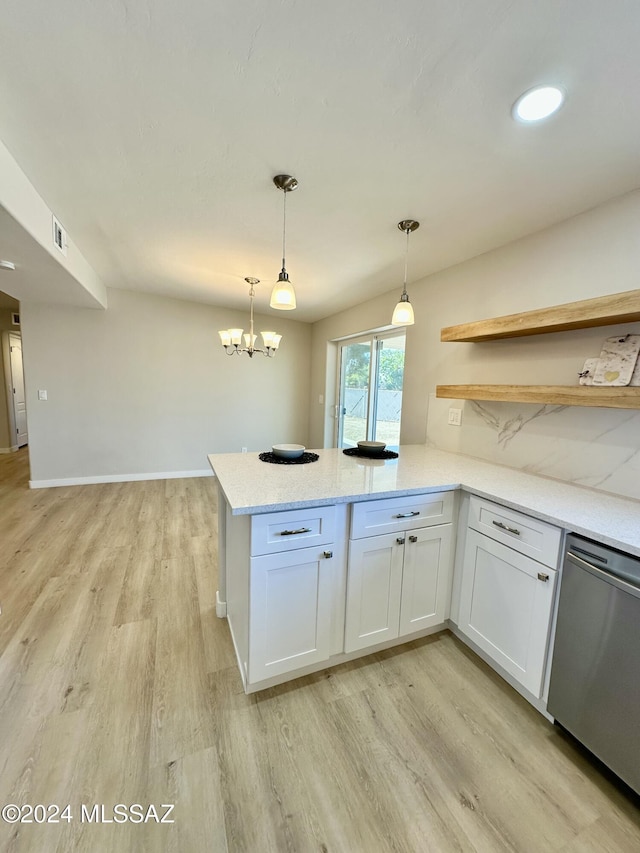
xmin=336 ymin=331 xmax=406 ymax=450
xmin=8 ymin=332 xmax=28 ymax=447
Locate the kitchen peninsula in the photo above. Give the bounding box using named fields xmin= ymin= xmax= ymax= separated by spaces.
xmin=208 ymin=446 xmax=640 ymax=697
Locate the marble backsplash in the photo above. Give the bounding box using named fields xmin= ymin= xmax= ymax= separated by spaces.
xmin=426 ymin=393 xmax=640 ymax=502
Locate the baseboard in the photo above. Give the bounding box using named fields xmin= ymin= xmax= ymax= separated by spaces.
xmin=29 ymin=469 xmax=214 ymax=489
xmin=0 ymin=445 xmax=19 ymax=454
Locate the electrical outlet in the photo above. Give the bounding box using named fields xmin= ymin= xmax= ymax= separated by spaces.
xmin=318 ymin=394 xmax=324 ymax=404
xmin=241 ymin=447 xmax=248 ymax=453
xmin=448 ymin=407 xmax=462 ymax=426
xmin=38 ymin=389 xmax=48 ymax=400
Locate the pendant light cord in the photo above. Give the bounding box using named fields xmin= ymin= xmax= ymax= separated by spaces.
xmin=403 ymin=228 xmax=409 ymax=296
xmin=281 ymin=190 xmax=287 ymax=271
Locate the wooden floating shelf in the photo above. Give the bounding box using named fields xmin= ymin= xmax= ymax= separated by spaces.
xmin=441 ymin=288 xmax=640 ymax=342
xmin=436 ymin=384 xmax=640 ymax=409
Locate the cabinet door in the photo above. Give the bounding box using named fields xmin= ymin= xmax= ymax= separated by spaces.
xmin=399 ymin=524 xmax=453 ymax=637
xmin=249 ymin=546 xmax=333 ymax=682
xmin=458 ymin=530 xmax=557 ymax=697
xmin=345 ymin=532 xmax=404 ymax=653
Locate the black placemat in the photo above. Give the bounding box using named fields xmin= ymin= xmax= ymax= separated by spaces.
xmin=342 ymin=448 xmax=399 ymax=459
xmin=259 ymin=451 xmax=320 ymax=464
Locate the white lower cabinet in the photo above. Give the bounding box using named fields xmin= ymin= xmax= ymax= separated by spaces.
xmin=345 ymin=524 xmax=453 ymax=653
xmin=249 ymin=545 xmax=335 ymax=683
xmin=458 ymin=528 xmax=558 ymax=698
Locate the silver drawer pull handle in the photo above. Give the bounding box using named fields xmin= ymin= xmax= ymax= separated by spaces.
xmin=396 ymin=537 xmax=405 ymax=545
xmin=492 ymin=520 xmax=521 ymax=535
xmin=323 ymin=551 xmax=333 ymax=559
xmin=279 ymin=527 xmax=311 ymax=536
xmin=408 ymin=535 xmax=418 ymax=543
xmin=538 ymin=572 xmax=549 ymax=582
xmin=393 ymin=511 xmax=420 ymax=518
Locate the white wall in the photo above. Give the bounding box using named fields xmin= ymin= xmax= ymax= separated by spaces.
xmin=309 ymin=189 xmax=640 ymax=500
xmin=21 ymin=288 xmax=311 ymax=485
xmin=0 ymin=141 xmax=106 ymax=308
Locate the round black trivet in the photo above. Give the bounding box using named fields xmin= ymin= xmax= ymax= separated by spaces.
xmin=259 ymin=451 xmax=319 ymax=464
xmin=342 ymin=448 xmax=398 ymax=459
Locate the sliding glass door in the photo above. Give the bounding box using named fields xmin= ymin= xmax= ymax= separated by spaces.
xmin=336 ymin=331 xmax=406 ymax=450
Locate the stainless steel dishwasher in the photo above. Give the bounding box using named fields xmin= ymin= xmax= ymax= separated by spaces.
xmin=548 ymin=533 xmax=640 ymax=794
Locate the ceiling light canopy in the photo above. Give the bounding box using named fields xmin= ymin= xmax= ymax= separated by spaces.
xmin=391 ymin=220 xmax=419 ymax=326
xmin=219 ymin=278 xmax=282 ymax=358
xmin=271 ymin=174 xmax=298 ymax=310
xmin=513 ymin=85 xmax=565 ymax=122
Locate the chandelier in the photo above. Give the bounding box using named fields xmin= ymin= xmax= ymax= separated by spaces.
xmin=218 ymin=278 xmax=282 ymax=358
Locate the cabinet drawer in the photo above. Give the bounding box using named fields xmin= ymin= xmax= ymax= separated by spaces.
xmin=350 ymin=492 xmax=454 ymax=539
xmin=251 ymin=505 xmax=335 ymax=556
xmin=468 ymin=496 xmax=561 ymax=569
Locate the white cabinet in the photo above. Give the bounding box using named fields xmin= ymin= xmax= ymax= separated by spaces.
xmin=345 ymin=522 xmax=453 ymax=653
xmin=458 ymin=497 xmax=560 ymax=698
xmin=249 ymin=545 xmax=335 ymax=682
xmin=223 ymin=503 xmax=346 ymax=693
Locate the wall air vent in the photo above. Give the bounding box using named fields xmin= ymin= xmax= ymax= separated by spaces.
xmin=52 ymin=215 xmax=68 ymax=256
xmin=11 ymin=312 xmax=20 ymax=326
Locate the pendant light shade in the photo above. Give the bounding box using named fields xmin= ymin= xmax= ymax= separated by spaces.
xmin=391 ymin=219 xmax=419 ymax=326
xmin=270 ymin=174 xmax=298 ymax=310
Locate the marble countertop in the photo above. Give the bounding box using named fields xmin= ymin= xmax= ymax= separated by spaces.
xmin=207 ymin=446 xmax=640 ymax=557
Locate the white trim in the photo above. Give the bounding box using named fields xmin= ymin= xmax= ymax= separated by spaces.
xmin=0 ymin=445 xmax=19 ymax=454
xmin=29 ymin=468 xmax=214 ymax=489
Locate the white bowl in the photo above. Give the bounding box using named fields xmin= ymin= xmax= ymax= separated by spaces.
xmin=272 ymin=443 xmax=305 ymax=459
xmin=357 ymin=440 xmax=386 ymax=456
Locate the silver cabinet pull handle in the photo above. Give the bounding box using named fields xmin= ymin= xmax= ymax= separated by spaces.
xmin=396 ymin=537 xmax=405 ymax=545
xmin=492 ymin=520 xmax=520 ymax=535
xmin=537 ymin=572 xmax=549 ymax=582
xmin=279 ymin=527 xmax=311 ymax=536
xmin=394 ymin=511 xmax=420 ymax=519
xmin=408 ymin=535 xmax=418 ymax=543
xmin=323 ymin=551 xmax=333 ymax=559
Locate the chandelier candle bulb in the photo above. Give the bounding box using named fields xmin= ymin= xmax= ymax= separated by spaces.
xmin=229 ymin=329 xmax=244 ymax=346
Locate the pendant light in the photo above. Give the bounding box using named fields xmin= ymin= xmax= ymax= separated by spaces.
xmin=270 ymin=174 xmax=298 ymax=310
xmin=219 ymin=278 xmax=282 ymax=358
xmin=391 ymin=219 xmax=419 ymax=326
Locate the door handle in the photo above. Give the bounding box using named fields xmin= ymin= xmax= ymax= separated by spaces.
xmin=492 ymin=520 xmax=521 ymax=535
xmin=278 ymin=527 xmax=311 ymax=536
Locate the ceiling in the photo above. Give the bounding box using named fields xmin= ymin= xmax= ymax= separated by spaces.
xmin=1 ymin=0 xmax=639 ymax=322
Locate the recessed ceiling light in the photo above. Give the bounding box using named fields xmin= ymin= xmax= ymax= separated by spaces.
xmin=0 ymin=260 xmax=16 ymax=271
xmin=512 ymin=86 xmax=565 ymax=123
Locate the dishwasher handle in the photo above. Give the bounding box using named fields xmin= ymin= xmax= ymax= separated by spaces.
xmin=566 ymin=551 xmax=640 ymax=599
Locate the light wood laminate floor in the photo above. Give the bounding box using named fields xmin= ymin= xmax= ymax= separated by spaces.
xmin=0 ymin=448 xmax=638 ymax=852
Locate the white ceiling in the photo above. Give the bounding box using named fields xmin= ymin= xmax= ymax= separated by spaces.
xmin=1 ymin=0 xmax=639 ymax=322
